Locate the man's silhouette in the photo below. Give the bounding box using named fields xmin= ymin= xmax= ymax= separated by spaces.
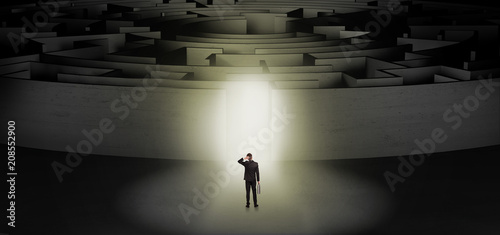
xmin=238 ymin=153 xmax=260 ymax=207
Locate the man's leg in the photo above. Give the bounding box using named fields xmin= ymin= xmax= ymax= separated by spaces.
xmin=250 ymin=181 xmax=258 ymax=206
xmin=245 ymin=181 xmax=251 ymax=207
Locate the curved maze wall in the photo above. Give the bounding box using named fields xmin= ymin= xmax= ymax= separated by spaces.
xmin=0 ymin=0 xmax=499 ymax=160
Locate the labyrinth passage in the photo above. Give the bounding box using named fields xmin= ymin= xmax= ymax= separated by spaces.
xmin=0 ymin=0 xmax=499 ymax=160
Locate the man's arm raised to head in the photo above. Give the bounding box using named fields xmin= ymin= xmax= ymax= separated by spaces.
xmin=238 ymin=157 xmax=245 ymax=165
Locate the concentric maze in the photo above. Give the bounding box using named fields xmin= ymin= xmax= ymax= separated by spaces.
xmin=1 ymin=0 xmax=499 ymax=160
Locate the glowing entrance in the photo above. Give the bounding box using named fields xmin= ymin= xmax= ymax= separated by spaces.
xmin=226 ymin=81 xmax=271 ymax=161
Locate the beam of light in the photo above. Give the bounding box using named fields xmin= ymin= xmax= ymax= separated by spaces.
xmin=114 ymin=79 xmax=394 ymax=233
xmin=114 ymin=78 xmax=393 ymax=234
xmin=114 ymin=159 xmax=394 ymax=234
xmin=226 ymin=80 xmax=272 ymax=161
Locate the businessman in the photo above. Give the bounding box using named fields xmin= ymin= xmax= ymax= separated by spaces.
xmin=238 ymin=153 xmax=260 ymax=208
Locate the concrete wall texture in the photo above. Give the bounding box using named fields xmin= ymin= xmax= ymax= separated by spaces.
xmin=1 ymin=0 xmax=500 ymax=160
xmin=2 ymin=77 xmax=498 ymax=160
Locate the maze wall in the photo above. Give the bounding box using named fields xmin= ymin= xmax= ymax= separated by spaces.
xmin=1 ymin=0 xmax=499 ymax=160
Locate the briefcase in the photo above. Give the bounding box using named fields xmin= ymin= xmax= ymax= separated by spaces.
xmin=257 ymin=182 xmax=261 ymax=194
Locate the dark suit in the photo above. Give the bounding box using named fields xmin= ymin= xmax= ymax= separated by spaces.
xmin=238 ymin=158 xmax=260 ymax=205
